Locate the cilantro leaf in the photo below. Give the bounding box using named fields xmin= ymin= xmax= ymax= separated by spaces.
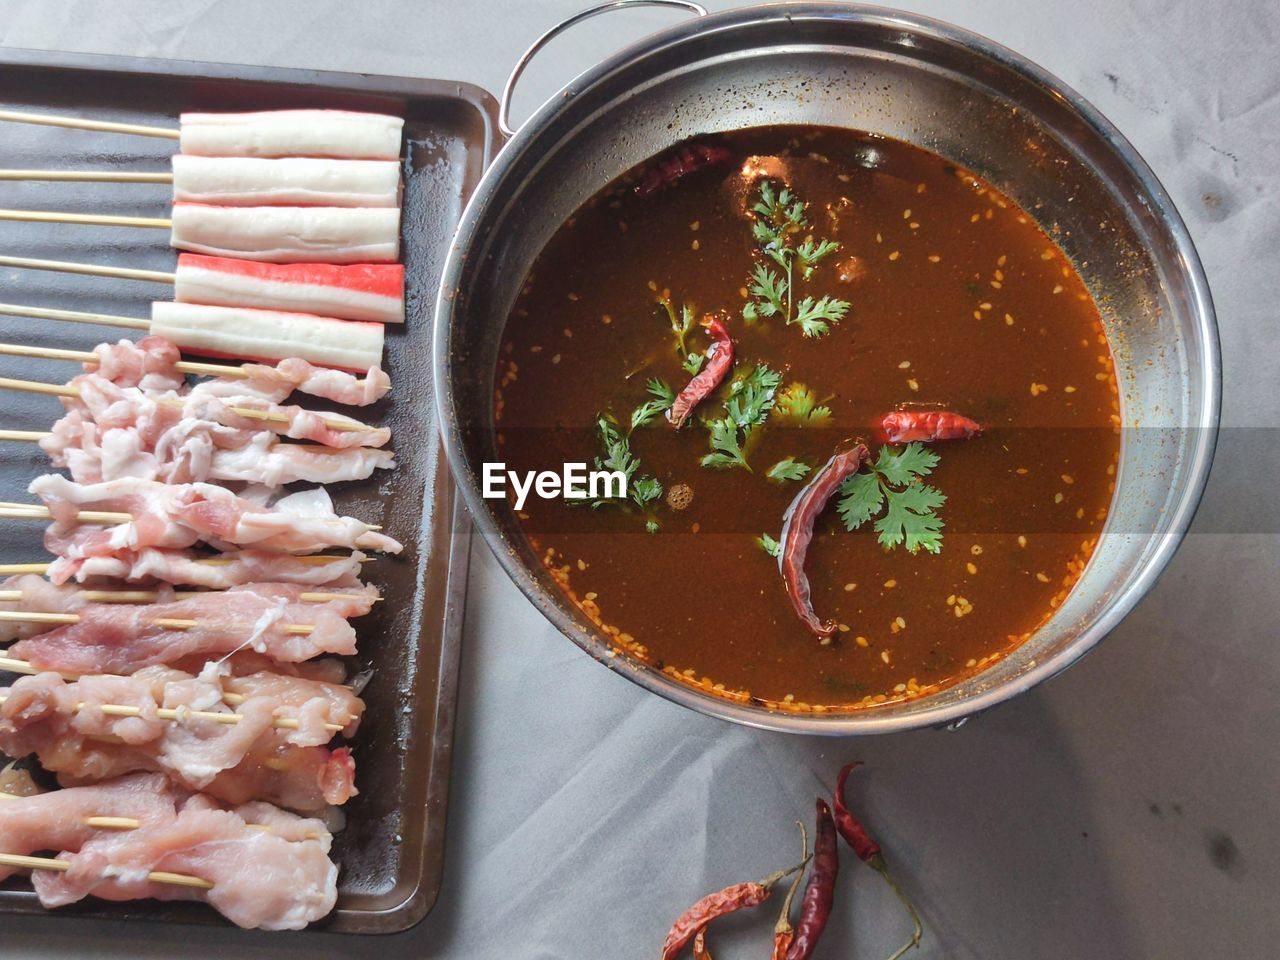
xmin=795 ymin=238 xmax=840 ymax=279
xmin=876 ymin=483 xmax=946 ymax=553
xmin=658 ymin=297 xmax=697 ymax=354
xmin=758 ymin=532 xmax=782 ymax=558
xmin=873 ymin=442 xmax=939 ymax=486
xmin=744 ymin=264 xmax=787 ymax=322
xmin=767 ymin=457 xmax=811 ymax=482
xmin=774 ymin=383 xmax=833 ymax=426
xmin=701 ymin=417 xmax=748 ymax=470
xmin=683 ymin=352 xmax=706 ymax=375
xmin=582 ymin=414 xmax=664 ymax=532
xmin=628 ymin=378 xmax=677 ymax=432
xmin=836 ymin=442 xmax=946 ymax=553
xmin=837 ymin=471 xmax=884 ymax=529
xmin=792 ymin=295 xmax=850 ymax=338
xmin=742 ymin=180 xmax=847 ymax=338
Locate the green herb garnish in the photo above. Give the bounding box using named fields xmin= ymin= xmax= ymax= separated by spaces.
xmin=757 ymin=532 xmax=782 ymax=558
xmin=742 ymin=181 xmax=849 ymax=337
xmin=773 ymin=383 xmax=833 ymax=426
xmin=585 ymin=414 xmax=664 ymax=531
xmin=629 ymin=378 xmax=676 ymax=433
xmin=767 ymin=457 xmax=811 ymax=482
xmin=700 ymin=363 xmax=783 ymax=471
xmin=836 ymin=443 xmax=946 ymax=553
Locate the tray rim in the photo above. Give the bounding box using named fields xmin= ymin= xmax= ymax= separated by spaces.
xmin=0 ymin=41 xmax=499 ymax=935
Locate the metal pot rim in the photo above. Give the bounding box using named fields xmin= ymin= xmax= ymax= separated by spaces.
xmin=432 ymin=2 xmax=1221 ymax=735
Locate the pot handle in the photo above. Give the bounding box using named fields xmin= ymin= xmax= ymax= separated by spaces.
xmin=498 ymin=0 xmax=709 ymax=138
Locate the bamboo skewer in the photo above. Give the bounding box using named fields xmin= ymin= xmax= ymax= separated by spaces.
xmin=0 ymin=255 xmax=175 ymax=284
xmin=0 ymin=369 xmax=379 ymax=433
xmin=0 ymin=790 xmax=322 ymax=840
xmin=0 ymin=851 xmax=213 ymax=889
xmin=0 ymin=109 xmax=179 ymax=140
xmin=0 ymin=692 xmax=344 ymax=733
xmin=0 ymin=503 xmax=382 ymax=531
xmin=0 ymin=429 xmax=48 ymax=441
xmin=0 ymin=555 xmax=368 ymax=576
xmin=0 ymin=505 xmax=132 ymax=524
xmin=0 ymin=170 xmax=171 ymax=183
xmin=0 ymin=209 xmax=170 ymax=229
xmin=0 ymin=303 xmax=148 ymax=329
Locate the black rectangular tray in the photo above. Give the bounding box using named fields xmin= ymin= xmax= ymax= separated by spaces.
xmin=0 ymin=46 xmax=497 ymax=933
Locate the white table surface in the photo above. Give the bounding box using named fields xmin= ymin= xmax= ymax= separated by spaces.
xmin=0 ymin=0 xmax=1275 ymax=957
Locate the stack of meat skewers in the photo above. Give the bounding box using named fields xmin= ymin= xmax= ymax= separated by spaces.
xmin=0 ymin=107 xmax=409 ymax=930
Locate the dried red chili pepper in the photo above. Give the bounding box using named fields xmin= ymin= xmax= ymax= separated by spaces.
xmin=660 ymin=860 xmax=805 ymax=960
xmin=880 ymin=409 xmax=981 ymax=444
xmin=833 ymin=762 xmax=924 ymax=960
xmin=669 ymin=316 xmax=734 ymax=429
xmin=636 ymin=141 xmax=733 ymax=197
xmin=785 ymin=798 xmax=838 ymax=960
xmin=778 ymin=444 xmax=870 ymax=638
xmin=771 ymin=822 xmax=809 ymax=960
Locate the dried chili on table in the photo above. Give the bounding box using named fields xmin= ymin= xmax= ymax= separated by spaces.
xmin=636 ymin=141 xmax=733 ymax=196
xmin=778 ymin=444 xmax=870 ymax=639
xmin=785 ymin=798 xmax=839 ymax=960
xmin=833 ymin=762 xmax=924 ymax=960
xmin=880 ymin=409 xmax=981 ymax=444
xmin=660 ymin=860 xmax=806 ymax=960
xmin=669 ymin=316 xmax=734 ymax=429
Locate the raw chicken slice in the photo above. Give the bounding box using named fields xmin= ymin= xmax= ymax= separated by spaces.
xmin=174 ymin=254 xmax=404 ymax=324
xmin=0 ymin=669 xmax=361 ymax=811
xmin=46 ymin=547 xmax=366 ymax=589
xmin=30 ymin=474 xmax=402 ymax=559
xmin=33 ymin=794 xmax=338 ymax=930
xmin=171 ymin=155 xmax=401 ymax=207
xmin=169 ymin=203 xmax=400 ymax=264
xmin=8 ymin=581 xmax=377 ymax=673
xmin=90 ymin=336 xmax=185 ymax=391
xmin=45 ymin=411 xmax=395 ymax=486
xmin=180 ymin=109 xmax=403 ymax=160
xmin=0 ymin=773 xmax=179 ymax=882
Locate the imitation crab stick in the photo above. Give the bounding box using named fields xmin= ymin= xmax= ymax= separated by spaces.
xmin=170 ymin=156 xmax=402 ymax=208
xmin=0 ymin=254 xmax=405 ymax=324
xmin=169 ymin=203 xmax=400 ymax=264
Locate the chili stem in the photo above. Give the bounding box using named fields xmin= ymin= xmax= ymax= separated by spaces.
xmin=873 ymin=856 xmax=924 ymax=959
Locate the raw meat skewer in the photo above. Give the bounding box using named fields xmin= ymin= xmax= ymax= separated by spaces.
xmin=0 ymin=254 xmax=406 ymax=324
xmin=0 ymin=773 xmax=339 ymax=928
xmin=0 ymin=370 xmax=386 ymax=434
xmin=0 ymin=787 xmax=323 ymax=840
xmin=0 ymin=340 xmax=389 ymax=404
xmin=0 ymin=204 xmax=401 ymax=264
xmin=0 ymin=549 xmax=368 ymax=589
xmin=0 ymin=106 xmax=404 ymax=160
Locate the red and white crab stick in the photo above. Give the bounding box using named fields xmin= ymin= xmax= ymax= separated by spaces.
xmin=0 ymin=254 xmax=405 ymax=325
xmin=0 ymin=108 xmax=404 ymax=160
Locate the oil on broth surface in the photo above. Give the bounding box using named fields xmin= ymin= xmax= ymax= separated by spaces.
xmin=495 ymin=126 xmax=1119 ymax=710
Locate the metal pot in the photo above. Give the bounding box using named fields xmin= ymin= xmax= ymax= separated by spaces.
xmin=433 ymin=1 xmax=1220 ymax=734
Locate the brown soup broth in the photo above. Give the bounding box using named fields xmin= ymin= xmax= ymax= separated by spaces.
xmin=494 ymin=126 xmax=1119 ymax=710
